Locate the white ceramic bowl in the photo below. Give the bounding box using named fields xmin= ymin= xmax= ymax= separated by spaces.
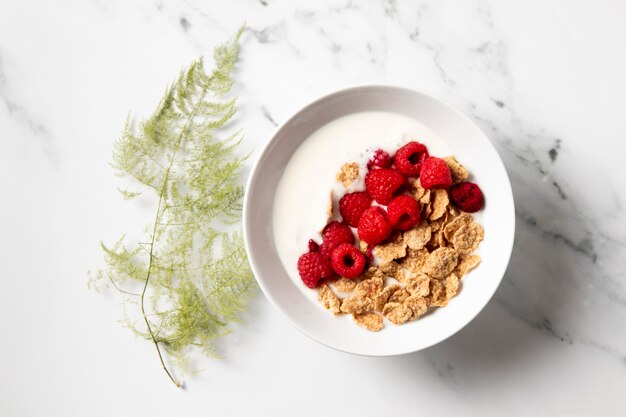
xmin=243 ymin=85 xmax=515 ymax=355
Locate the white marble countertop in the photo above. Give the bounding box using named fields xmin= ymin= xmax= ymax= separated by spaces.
xmin=1 ymin=0 xmax=625 ymax=415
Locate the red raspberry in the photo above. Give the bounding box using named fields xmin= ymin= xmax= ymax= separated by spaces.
xmin=450 ymin=182 xmax=484 ymax=212
xmin=319 ymin=221 xmax=355 ymax=258
xmin=330 ymin=243 xmax=366 ymax=278
xmin=297 ymin=252 xmax=334 ymax=288
xmin=357 ymin=206 xmax=393 ymax=245
xmin=364 ymin=168 xmax=407 ymax=205
xmin=393 ymin=141 xmax=429 ymax=176
xmin=339 ymin=192 xmax=372 ymax=227
xmin=308 ymin=239 xmax=319 ymax=252
xmin=420 ymin=157 xmax=452 ymax=189
xmin=367 ymin=149 xmax=392 ymax=169
xmin=386 ymin=195 xmax=421 ymax=230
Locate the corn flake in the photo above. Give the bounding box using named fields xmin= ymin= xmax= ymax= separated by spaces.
xmin=429 ymin=279 xmax=447 ymax=307
xmin=443 ymin=156 xmax=469 ymax=184
xmin=455 ymin=254 xmax=481 ymax=278
xmin=403 ymin=222 xmax=431 ymax=250
xmin=336 ymin=162 xmax=360 ymax=187
xmin=373 ymin=233 xmax=407 ymax=263
xmin=353 ymin=312 xmax=384 ymax=331
xmin=423 ymin=247 xmax=458 ymax=279
xmin=374 ymin=284 xmax=402 ymax=311
xmin=404 ymin=296 xmax=429 ymax=320
xmin=401 ymin=248 xmax=429 ymax=274
xmin=409 ymin=178 xmax=426 ymax=200
xmin=451 ymin=223 xmax=484 ymax=255
xmin=379 ymin=260 xmax=406 ymax=282
xmin=443 ymin=212 xmax=472 ymax=241
xmin=382 ymin=302 xmax=413 ymax=325
xmin=318 ymin=284 xmax=342 ymax=315
xmin=429 ymin=189 xmax=449 ymax=221
xmin=331 ymin=278 xmax=358 ymax=293
xmin=445 ymin=273 xmax=460 ymax=300
xmin=405 ymin=273 xmax=430 ymax=297
xmin=389 ymin=288 xmax=410 ymax=303
xmin=340 ymin=294 xmax=373 ymax=314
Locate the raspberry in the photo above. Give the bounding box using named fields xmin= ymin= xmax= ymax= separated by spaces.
xmin=319 ymin=221 xmax=355 ymax=258
xmin=420 ymin=157 xmax=452 ymax=189
xmin=367 ymin=149 xmax=392 ymax=169
xmin=450 ymin=182 xmax=484 ymax=213
xmin=339 ymin=192 xmax=372 ymax=227
xmin=297 ymin=252 xmax=334 ymax=288
xmin=357 ymin=206 xmax=393 ymax=245
xmin=386 ymin=195 xmax=421 ymax=230
xmin=364 ymin=168 xmax=407 ymax=205
xmin=308 ymin=239 xmax=319 ymax=252
xmin=393 ymin=141 xmax=429 ymax=176
xmin=330 ymin=243 xmax=366 ymax=278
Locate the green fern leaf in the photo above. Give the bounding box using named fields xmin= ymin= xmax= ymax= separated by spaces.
xmin=91 ymin=26 xmax=255 ymax=387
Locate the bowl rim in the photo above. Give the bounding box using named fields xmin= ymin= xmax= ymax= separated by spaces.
xmin=243 ymin=84 xmax=516 ymax=356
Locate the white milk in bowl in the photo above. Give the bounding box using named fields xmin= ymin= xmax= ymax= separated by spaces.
xmin=272 ymin=111 xmax=452 ymax=302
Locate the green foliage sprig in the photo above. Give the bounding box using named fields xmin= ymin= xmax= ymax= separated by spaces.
xmin=90 ymin=27 xmax=255 ymax=387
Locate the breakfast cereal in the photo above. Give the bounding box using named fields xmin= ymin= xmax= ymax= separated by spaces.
xmin=336 ymin=162 xmax=360 ymax=187
xmin=353 ymin=312 xmax=384 ymax=331
xmin=294 ymin=139 xmax=486 ymax=332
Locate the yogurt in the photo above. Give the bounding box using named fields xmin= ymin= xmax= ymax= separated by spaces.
xmin=272 ymin=111 xmax=452 ymax=296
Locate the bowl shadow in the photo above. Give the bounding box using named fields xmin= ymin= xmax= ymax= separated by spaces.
xmin=379 ymin=173 xmax=583 ymax=385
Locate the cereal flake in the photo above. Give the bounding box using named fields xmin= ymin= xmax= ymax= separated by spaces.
xmin=455 ymin=254 xmax=482 ymax=278
xmin=428 ymin=229 xmax=447 ymax=249
xmin=318 ymin=284 xmax=342 ymax=315
xmin=401 ymin=248 xmax=429 ymax=274
xmin=405 ymin=273 xmax=431 ymax=297
xmin=420 ymin=189 xmax=431 ymax=206
xmin=331 ymin=278 xmax=358 ymax=293
xmin=362 ymin=267 xmax=385 ymax=281
xmin=374 ymin=284 xmax=402 ymax=311
xmin=429 ymin=279 xmax=447 ymax=307
xmin=443 ymin=212 xmax=472 ymax=241
xmin=443 ymin=156 xmax=469 ymax=184
xmin=429 ymin=189 xmax=449 ymax=221
xmin=409 ymin=178 xmax=426 ymax=200
xmin=388 ymin=288 xmax=410 ymax=303
xmin=451 ymin=223 xmax=484 ymax=255
xmin=376 ymin=261 xmax=400 ymax=280
xmin=423 ymin=247 xmax=458 ymax=279
xmin=403 ymin=222 xmax=432 ymax=250
xmin=373 ymin=233 xmax=407 ymax=263
xmin=429 ymin=216 xmax=446 ymax=232
xmin=382 ymin=302 xmax=413 ymax=325
xmin=336 ymin=162 xmax=360 ymax=187
xmin=353 ymin=312 xmax=384 ymax=332
xmin=340 ymin=294 xmax=373 ymax=314
xmin=404 ymin=296 xmax=429 ymax=320
xmin=445 ymin=273 xmax=460 ymax=300
xmin=355 ymin=275 xmax=384 ymax=300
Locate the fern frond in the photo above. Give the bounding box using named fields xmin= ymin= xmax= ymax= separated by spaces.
xmin=91 ymin=25 xmax=255 ymax=387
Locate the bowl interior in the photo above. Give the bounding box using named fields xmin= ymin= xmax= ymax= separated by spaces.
xmin=244 ymin=86 xmax=515 ymax=355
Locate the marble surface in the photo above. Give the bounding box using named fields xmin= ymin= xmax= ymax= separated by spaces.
xmin=1 ymin=0 xmax=625 ymax=415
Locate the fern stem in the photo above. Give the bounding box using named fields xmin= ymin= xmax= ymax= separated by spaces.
xmin=141 ymin=190 xmax=181 ymax=388
xmin=141 ymin=75 xmax=213 ymax=388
